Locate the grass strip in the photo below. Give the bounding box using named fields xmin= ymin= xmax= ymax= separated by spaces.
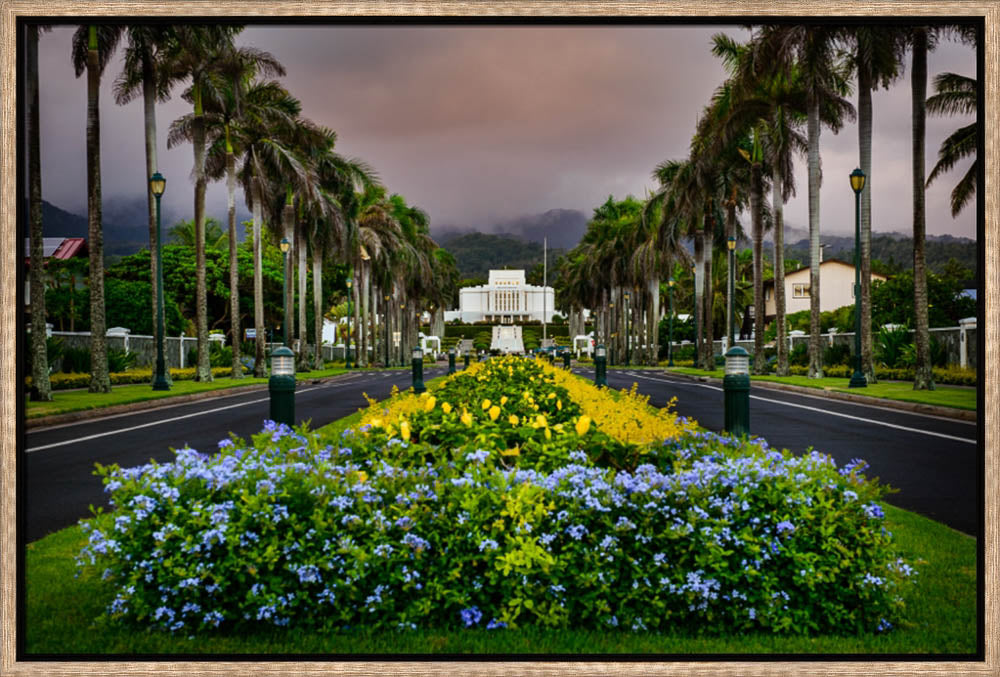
xmin=23 ymin=503 xmax=975 ymax=654
xmin=663 ymin=367 xmax=976 ymax=411
xmin=25 ymin=368 xmax=352 ymax=419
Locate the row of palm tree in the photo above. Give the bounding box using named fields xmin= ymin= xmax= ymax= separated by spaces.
xmin=27 ymin=23 xmax=458 ymax=401
xmin=557 ymin=24 xmax=976 ymax=389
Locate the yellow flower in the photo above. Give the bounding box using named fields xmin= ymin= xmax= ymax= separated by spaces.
xmin=489 ymin=405 xmax=501 ymax=421
xmin=501 ymin=446 xmax=521 ymax=457
xmin=556 ymin=399 xmax=562 ymax=411
xmin=370 ymin=418 xmax=382 ymax=429
xmin=500 ymin=396 xmax=508 ymax=406
xmin=482 ymin=399 xmax=492 ymax=411
xmin=442 ymin=402 xmax=452 ymax=414
xmin=575 ymin=415 xmax=591 ymax=436
xmin=461 ymin=410 xmax=473 ymax=426
xmin=400 ymin=420 xmax=411 ymax=442
xmin=508 ymin=414 xmax=520 ymax=426
xmin=544 ymin=427 xmax=551 ymax=440
xmin=535 ymin=414 xmax=548 ymax=428
xmin=547 ymin=392 xmax=556 ymax=400
xmin=424 ymin=396 xmax=436 ymax=412
xmin=357 ymin=471 xmax=368 ymax=483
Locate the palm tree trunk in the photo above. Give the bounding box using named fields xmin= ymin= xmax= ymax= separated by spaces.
xmin=911 ymin=28 xmax=934 ymax=390
xmin=751 ymin=163 xmax=766 ymax=374
xmin=226 ymin=150 xmax=242 ymax=378
xmin=360 ymin=264 xmax=371 ymax=367
xmin=773 ymin=177 xmax=789 ymax=376
xmin=297 ymin=222 xmax=307 ymax=365
xmin=28 ymin=25 xmax=51 ymax=401
xmin=192 ymin=98 xmax=212 ymax=382
xmin=649 ymin=279 xmax=659 ymax=365
xmin=702 ymin=232 xmax=714 ymax=371
xmin=252 ymin=184 xmax=266 ymax=377
xmin=858 ymin=64 xmax=877 ymax=384
xmin=807 ymin=94 xmax=824 ymax=379
xmin=693 ymin=229 xmax=704 ymax=369
xmin=141 ymin=49 xmax=161 ymax=380
xmin=312 ymin=245 xmax=324 ymax=370
xmin=86 ymin=29 xmax=110 ymax=393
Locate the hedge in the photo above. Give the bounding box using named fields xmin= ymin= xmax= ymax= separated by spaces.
xmin=26 ymin=366 xmax=248 ymax=391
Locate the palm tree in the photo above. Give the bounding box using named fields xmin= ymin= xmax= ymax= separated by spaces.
xmin=910 ymin=27 xmax=935 ymax=390
xmin=173 ymin=44 xmax=286 ymax=376
xmin=113 ymin=26 xmax=180 ymax=375
xmin=748 ymin=25 xmax=855 ymax=378
xmin=926 ymin=71 xmax=978 ymax=217
xmin=28 ymin=24 xmax=52 ymax=401
xmin=234 ymin=81 xmax=305 ymax=376
xmin=73 ymin=25 xmax=124 ymax=393
xmin=163 ymin=26 xmax=242 ymax=382
xmin=842 ymin=26 xmax=907 ymax=384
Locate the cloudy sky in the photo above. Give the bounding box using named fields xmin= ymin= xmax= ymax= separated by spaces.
xmin=35 ymin=22 xmax=978 ymax=240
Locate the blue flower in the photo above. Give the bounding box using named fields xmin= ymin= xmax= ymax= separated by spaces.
xmin=775 ymin=520 xmax=796 ymax=536
xmin=486 ymin=618 xmax=507 ymax=630
xmin=460 ymin=606 xmax=483 ymax=627
xmin=478 ymin=539 xmax=499 ymax=552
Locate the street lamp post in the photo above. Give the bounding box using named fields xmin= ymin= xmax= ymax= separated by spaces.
xmin=448 ymin=347 xmax=456 ymax=374
xmin=723 ymin=346 xmax=750 ymax=436
xmin=691 ymin=265 xmax=699 ymax=368
xmin=279 ymin=238 xmax=290 ymax=347
xmin=345 ymin=274 xmax=353 ymax=369
xmin=594 ymin=344 xmax=607 ymax=387
xmin=149 ymin=172 xmax=169 ymax=391
xmin=667 ymin=278 xmax=676 ymax=367
xmin=849 ymin=168 xmax=867 ymax=388
xmin=727 ymin=236 xmax=736 ymax=350
xmin=269 ymin=346 xmax=296 ymax=426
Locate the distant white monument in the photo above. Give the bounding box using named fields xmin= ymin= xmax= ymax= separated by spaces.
xmin=445 ymin=270 xmax=555 ymax=324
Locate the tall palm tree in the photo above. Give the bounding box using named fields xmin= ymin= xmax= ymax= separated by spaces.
xmin=234 ymin=81 xmax=305 ymax=376
xmin=28 ymin=24 xmax=52 ymax=401
xmin=176 ymin=44 xmax=286 ymax=376
xmin=926 ymin=71 xmax=978 ymax=217
xmin=842 ymin=26 xmax=907 ymax=384
xmin=910 ymin=27 xmax=935 ymax=390
xmin=113 ymin=26 xmax=180 ymax=373
xmin=748 ymin=25 xmax=855 ymax=378
xmin=73 ymin=25 xmax=124 ymax=393
xmin=163 ymin=25 xmax=242 ymax=381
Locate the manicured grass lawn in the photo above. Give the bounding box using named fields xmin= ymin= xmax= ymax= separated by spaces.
xmin=663 ymin=367 xmax=976 ymax=411
xmin=23 ymin=504 xmax=976 ymax=655
xmin=26 ymin=368 xmax=350 ymax=420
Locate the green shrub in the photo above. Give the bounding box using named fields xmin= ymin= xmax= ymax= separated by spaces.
xmin=61 ymin=346 xmax=91 ymax=374
xmin=79 ymin=358 xmax=913 ymax=638
xmin=823 ymin=343 xmax=852 ymax=367
xmin=789 ymin=343 xmax=809 ymax=367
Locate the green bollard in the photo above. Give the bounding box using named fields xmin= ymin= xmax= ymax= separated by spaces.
xmin=412 ymin=346 xmax=426 ymax=394
xmin=723 ymin=346 xmax=750 ymax=437
xmin=464 ymin=352 xmax=470 ymax=369
xmin=563 ymin=350 xmax=571 ymax=369
xmin=448 ymin=348 xmax=456 ymax=375
xmin=594 ymin=344 xmax=607 ymax=388
xmin=269 ymin=346 xmax=296 ymax=427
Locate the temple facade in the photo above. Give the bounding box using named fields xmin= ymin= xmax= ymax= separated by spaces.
xmin=447 ymin=270 xmax=556 ymax=324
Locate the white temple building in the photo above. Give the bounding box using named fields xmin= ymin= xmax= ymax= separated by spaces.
xmin=446 ymin=270 xmax=556 ymax=324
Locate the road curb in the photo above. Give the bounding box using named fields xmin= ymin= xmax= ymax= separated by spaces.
xmin=25 ymin=372 xmax=359 ymax=430
xmin=660 ymin=370 xmax=976 ymax=422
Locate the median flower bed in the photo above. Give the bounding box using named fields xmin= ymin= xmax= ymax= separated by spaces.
xmin=77 ymin=356 xmax=915 ymax=637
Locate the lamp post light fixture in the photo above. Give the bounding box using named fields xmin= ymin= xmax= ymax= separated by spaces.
xmin=269 ymin=345 xmax=296 ymax=427
xmin=594 ymin=344 xmax=607 ymax=388
xmin=464 ymin=350 xmax=470 ymax=369
xmin=345 ymin=275 xmax=353 ymax=369
xmin=667 ymin=277 xmax=676 ymax=367
xmin=149 ymin=172 xmax=170 ymax=391
xmin=727 ymin=236 xmax=736 ymax=349
xmin=849 ymin=168 xmax=867 ymax=388
xmin=411 ymin=346 xmax=426 ymax=394
xmin=563 ymin=349 xmax=571 ymax=369
xmin=448 ymin=347 xmax=456 ymax=374
xmin=723 ymin=345 xmax=750 ymax=436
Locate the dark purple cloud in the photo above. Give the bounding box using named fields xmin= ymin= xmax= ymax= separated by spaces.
xmin=36 ymin=24 xmax=976 ymax=239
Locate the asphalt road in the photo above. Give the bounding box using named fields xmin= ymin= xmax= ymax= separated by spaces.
xmin=581 ymin=367 xmax=979 ymax=537
xmin=23 ymin=367 xmax=447 ymax=543
xmin=23 ymin=365 xmax=978 ymax=543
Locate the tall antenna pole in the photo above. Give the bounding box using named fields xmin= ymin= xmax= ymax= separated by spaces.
xmin=543 ymin=236 xmax=547 ymax=342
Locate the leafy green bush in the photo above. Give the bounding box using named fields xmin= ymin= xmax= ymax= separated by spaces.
xmin=61 ymin=346 xmax=91 ymax=374
xmin=79 ymin=358 xmax=913 ymax=638
xmin=876 ymin=325 xmax=911 ymax=369
xmin=823 ymin=343 xmax=852 ymax=367
xmin=108 ymin=348 xmax=138 ymax=373
xmin=789 ymin=343 xmax=809 ymax=367
xmin=27 ymin=366 xmax=248 ymax=391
